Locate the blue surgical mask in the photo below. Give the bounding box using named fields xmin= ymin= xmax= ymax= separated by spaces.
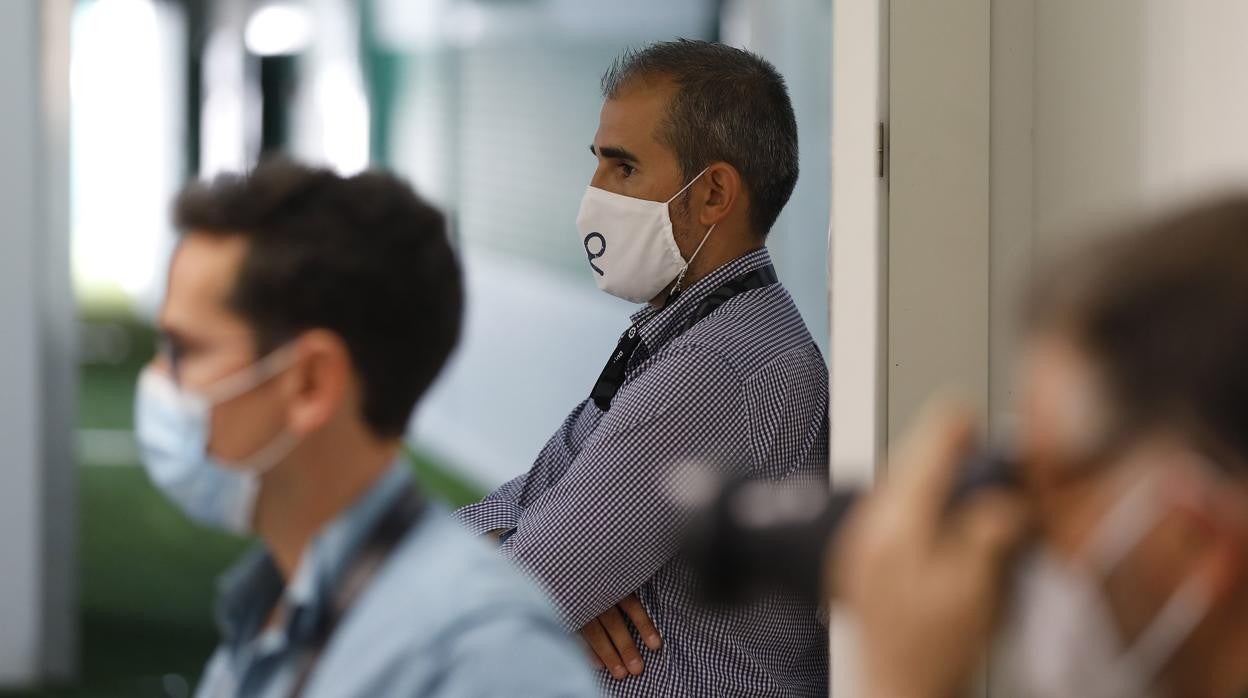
xmin=134 ymin=349 xmax=299 ymax=534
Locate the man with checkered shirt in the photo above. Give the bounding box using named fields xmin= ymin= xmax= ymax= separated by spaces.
xmin=457 ymin=40 xmax=828 ymax=697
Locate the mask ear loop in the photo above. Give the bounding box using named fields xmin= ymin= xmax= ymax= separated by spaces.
xmin=1081 ymin=474 xmax=1162 ymax=574
xmin=666 ymin=166 xmax=715 ymax=299
xmin=201 ymin=344 xmax=303 ymax=478
xmin=664 ymin=166 xmax=712 ymax=205
xmin=1081 ymin=471 xmax=1215 ymax=694
xmin=1110 ymin=576 xmax=1211 ymax=689
xmin=234 ymin=429 xmax=301 ymax=475
xmin=671 ymin=223 xmax=717 ymax=298
xmin=201 ymin=344 xmax=300 ymax=406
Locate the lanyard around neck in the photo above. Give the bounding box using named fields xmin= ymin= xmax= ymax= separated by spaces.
xmin=288 ymin=484 xmax=425 ymax=697
xmin=589 ymin=264 xmax=778 ymax=412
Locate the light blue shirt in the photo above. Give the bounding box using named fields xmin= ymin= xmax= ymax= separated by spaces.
xmin=195 ymin=463 xmax=597 ymax=698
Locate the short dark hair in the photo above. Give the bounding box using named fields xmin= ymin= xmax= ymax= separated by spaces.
xmin=173 ymin=159 xmax=463 ymax=438
xmin=1029 ymin=196 xmax=1248 ymax=469
xmin=601 ymin=39 xmax=799 ymax=236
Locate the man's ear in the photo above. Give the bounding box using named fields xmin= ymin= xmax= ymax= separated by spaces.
xmin=696 ymin=162 xmax=743 ymax=228
xmin=281 ymin=329 xmax=353 ymax=437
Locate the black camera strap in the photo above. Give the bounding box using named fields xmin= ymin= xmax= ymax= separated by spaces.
xmin=590 ymin=264 xmax=778 ymax=412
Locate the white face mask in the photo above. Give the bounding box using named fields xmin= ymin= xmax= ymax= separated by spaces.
xmin=575 ymin=167 xmax=715 ymax=304
xmin=1004 ymin=474 xmax=1212 ymax=698
xmin=134 ymin=349 xmax=300 ymax=534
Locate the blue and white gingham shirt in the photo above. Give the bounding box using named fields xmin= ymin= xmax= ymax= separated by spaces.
xmin=458 ymin=248 xmax=829 ymax=697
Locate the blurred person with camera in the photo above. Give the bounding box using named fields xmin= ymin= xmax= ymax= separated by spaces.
xmin=835 ymin=197 xmax=1248 ymax=698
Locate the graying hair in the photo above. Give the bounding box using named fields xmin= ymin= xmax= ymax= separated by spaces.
xmin=602 ymin=39 xmax=799 ymax=236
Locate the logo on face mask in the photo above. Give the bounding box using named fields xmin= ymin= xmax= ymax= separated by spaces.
xmin=584 ymin=232 xmax=607 ymax=276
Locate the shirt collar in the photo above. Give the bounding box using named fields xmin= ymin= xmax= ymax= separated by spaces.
xmin=629 ymin=247 xmax=774 ymax=355
xmin=214 ymin=461 xmax=415 ymax=649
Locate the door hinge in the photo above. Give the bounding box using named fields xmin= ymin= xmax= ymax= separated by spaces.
xmin=876 ymin=121 xmax=888 ymax=179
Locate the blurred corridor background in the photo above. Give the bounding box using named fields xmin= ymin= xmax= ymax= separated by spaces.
xmin=16 ymin=0 xmax=1248 ymax=695
xmin=7 ymin=1 xmax=831 ymax=695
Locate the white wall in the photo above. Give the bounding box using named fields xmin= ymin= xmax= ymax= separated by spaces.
xmin=1032 ymin=0 xmax=1147 ymax=253
xmin=1139 ymin=1 xmax=1248 ymax=206
xmin=988 ymin=0 xmax=1036 ymax=444
xmin=887 ymin=0 xmax=991 ymax=443
xmin=1029 ymin=0 xmax=1248 ymax=251
xmin=0 ymin=0 xmax=76 ymax=687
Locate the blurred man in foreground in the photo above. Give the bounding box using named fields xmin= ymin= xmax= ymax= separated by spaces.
xmin=135 ymin=161 xmax=595 ymax=697
xmin=836 ymin=197 xmax=1248 ymax=697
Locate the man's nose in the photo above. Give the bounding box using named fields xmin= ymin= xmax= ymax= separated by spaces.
xmin=588 ymin=164 xmax=610 ymax=190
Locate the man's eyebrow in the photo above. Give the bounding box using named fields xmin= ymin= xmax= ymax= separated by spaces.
xmin=589 ymin=144 xmax=640 ymax=163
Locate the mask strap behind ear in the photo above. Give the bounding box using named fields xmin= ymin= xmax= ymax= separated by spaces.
xmin=203 ymin=344 xmax=299 ymax=406
xmin=665 ymin=166 xmax=712 ymax=204
xmin=670 ymin=223 xmax=717 ymax=297
xmin=1082 ymin=474 xmax=1164 ymax=576
xmin=233 ymin=429 xmax=301 ymax=475
xmin=686 ymin=223 xmax=717 ymax=266
xmin=1074 ymin=472 xmax=1214 ymax=697
xmin=1109 ymin=575 xmax=1211 ymax=689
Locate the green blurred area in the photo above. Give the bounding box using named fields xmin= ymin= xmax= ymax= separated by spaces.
xmin=4 ymin=317 xmax=483 ymax=698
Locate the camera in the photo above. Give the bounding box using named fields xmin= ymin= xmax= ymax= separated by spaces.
xmin=683 ymin=450 xmax=1017 ymax=605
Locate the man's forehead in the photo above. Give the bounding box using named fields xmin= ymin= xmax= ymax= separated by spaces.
xmin=597 ymin=78 xmax=678 ymax=142
xmin=160 ymin=232 xmax=248 ymax=329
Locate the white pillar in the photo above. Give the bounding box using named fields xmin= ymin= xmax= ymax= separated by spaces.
xmin=830 ymin=0 xmax=992 ymax=694
xmin=0 ymin=0 xmax=76 ymax=687
xmin=829 ymin=0 xmax=889 ymax=695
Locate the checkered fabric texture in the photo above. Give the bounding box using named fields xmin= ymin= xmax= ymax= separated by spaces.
xmin=458 ymin=249 xmax=829 ymax=697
